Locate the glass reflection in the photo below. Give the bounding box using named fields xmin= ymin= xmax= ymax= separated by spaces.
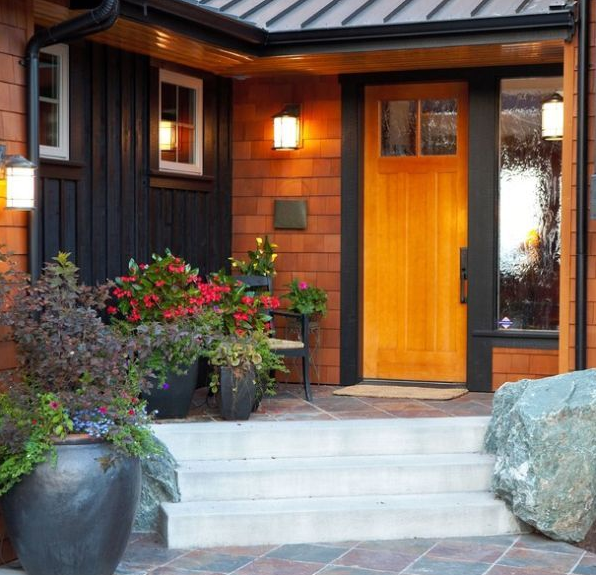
xmin=421 ymin=99 xmax=457 ymax=155
xmin=498 ymin=78 xmax=562 ymax=331
xmin=380 ymin=100 xmax=417 ymax=156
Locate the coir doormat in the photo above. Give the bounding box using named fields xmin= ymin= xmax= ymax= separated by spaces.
xmin=333 ymin=385 xmax=468 ymax=401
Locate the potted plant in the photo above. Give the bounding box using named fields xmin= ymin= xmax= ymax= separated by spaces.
xmin=111 ymin=250 xmax=222 ymax=419
xmin=203 ymin=274 xmax=286 ymax=420
xmin=0 ymin=252 xmax=157 ymax=575
xmin=284 ymin=279 xmax=328 ymax=324
xmin=229 ymin=235 xmax=278 ymax=277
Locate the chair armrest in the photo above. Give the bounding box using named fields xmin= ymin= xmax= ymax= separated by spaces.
xmin=271 ymin=309 xmax=303 ymax=319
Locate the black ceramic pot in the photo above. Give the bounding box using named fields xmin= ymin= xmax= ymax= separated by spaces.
xmin=1 ymin=436 xmax=141 ymax=575
xmin=144 ymin=359 xmax=199 ymax=419
xmin=219 ymin=365 xmax=256 ymax=421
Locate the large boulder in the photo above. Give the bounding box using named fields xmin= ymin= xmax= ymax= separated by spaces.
xmin=485 ymin=369 xmax=596 ymax=542
xmin=134 ymin=436 xmax=180 ymax=532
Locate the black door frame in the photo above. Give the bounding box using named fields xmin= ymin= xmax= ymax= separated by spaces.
xmin=340 ymin=64 xmax=562 ymax=391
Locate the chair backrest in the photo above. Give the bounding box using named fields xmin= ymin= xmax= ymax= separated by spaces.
xmin=235 ymin=275 xmax=273 ymax=293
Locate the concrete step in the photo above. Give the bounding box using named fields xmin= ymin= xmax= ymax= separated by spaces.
xmin=152 ymin=416 xmax=490 ymax=461
xmin=160 ymin=491 xmax=525 ymax=548
xmin=176 ymin=453 xmax=496 ymax=502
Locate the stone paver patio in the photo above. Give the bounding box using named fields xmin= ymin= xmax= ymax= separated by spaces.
xmin=115 ymin=532 xmax=596 ymax=575
xmin=6 ymin=533 xmax=592 ymax=575
xmin=183 ymin=383 xmax=494 ymax=422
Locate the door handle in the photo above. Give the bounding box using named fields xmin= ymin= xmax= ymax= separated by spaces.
xmin=460 ymin=247 xmax=468 ymax=304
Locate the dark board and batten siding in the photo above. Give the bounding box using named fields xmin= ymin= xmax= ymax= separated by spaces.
xmin=39 ymin=41 xmax=232 ymax=286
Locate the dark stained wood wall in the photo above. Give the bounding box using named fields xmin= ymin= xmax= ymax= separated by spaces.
xmin=38 ymin=41 xmax=232 ymax=285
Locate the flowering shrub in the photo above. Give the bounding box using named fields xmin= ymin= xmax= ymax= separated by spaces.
xmin=284 ymin=279 xmax=328 ymax=319
xmin=111 ymin=251 xmax=224 ymax=384
xmin=0 ymin=252 xmax=157 ymax=496
xmin=229 ymin=236 xmax=278 ymax=277
xmin=209 ymin=272 xmax=281 ymax=336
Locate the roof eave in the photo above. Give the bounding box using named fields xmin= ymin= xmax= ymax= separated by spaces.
xmin=264 ymin=11 xmax=576 ymax=49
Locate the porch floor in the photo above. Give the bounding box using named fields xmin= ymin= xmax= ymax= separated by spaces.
xmin=183 ymin=383 xmax=494 ymax=422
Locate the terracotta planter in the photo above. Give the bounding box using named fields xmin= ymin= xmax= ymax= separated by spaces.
xmin=219 ymin=365 xmax=256 ymax=420
xmin=143 ymin=359 xmax=199 ymax=419
xmin=0 ymin=435 xmax=141 ymax=575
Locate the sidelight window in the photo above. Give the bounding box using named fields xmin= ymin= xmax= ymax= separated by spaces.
xmin=498 ymin=77 xmax=563 ymax=331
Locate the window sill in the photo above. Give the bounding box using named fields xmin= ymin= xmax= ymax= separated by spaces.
xmin=473 ymin=330 xmax=558 ymax=340
xmin=39 ymin=159 xmax=85 ymax=179
xmin=149 ymin=170 xmax=214 ymax=192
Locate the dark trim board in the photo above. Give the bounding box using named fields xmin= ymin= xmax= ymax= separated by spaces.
xmin=340 ymin=63 xmax=563 ymax=392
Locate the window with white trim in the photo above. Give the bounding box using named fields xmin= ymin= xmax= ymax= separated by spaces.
xmin=39 ymin=44 xmax=69 ymax=160
xmin=159 ymin=69 xmax=203 ymax=174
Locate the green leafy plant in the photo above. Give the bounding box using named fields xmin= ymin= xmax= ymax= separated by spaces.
xmin=0 ymin=252 xmax=158 ymax=495
xmin=284 ymin=279 xmax=328 ymax=320
xmin=205 ymin=332 xmax=286 ymax=400
xmin=229 ymin=236 xmax=278 ymax=277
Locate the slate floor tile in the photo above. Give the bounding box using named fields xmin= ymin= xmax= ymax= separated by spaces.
xmin=514 ymin=534 xmax=585 ymax=555
xmin=403 ymin=556 xmax=491 ymax=575
xmin=266 ymin=543 xmax=350 ymax=563
xmin=334 ymin=548 xmax=416 ymax=572
xmin=233 ymin=556 xmax=324 ymax=575
xmin=175 ymin=551 xmax=254 ymax=573
xmin=497 ymin=547 xmax=581 ymax=573
xmin=486 ymin=567 xmax=568 ymax=575
xmin=355 ymin=539 xmax=437 ymax=555
xmin=428 ymin=538 xmax=511 ymax=563
xmin=574 ymin=553 xmax=596 ymax=575
xmin=317 ymin=566 xmax=400 ymax=575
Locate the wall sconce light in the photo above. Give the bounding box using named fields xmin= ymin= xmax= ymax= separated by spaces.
xmin=159 ymin=120 xmax=177 ymax=151
xmin=0 ymin=145 xmax=36 ymax=210
xmin=272 ymin=104 xmax=301 ymax=150
xmin=541 ymin=93 xmax=564 ymax=141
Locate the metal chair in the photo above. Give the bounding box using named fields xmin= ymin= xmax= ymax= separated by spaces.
xmin=236 ymin=275 xmax=313 ymax=402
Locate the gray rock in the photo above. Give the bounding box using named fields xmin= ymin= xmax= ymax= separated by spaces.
xmin=134 ymin=436 xmax=180 ymax=532
xmin=485 ymin=369 xmax=596 ymax=542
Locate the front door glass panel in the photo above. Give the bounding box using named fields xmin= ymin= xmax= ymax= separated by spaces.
xmin=421 ymin=99 xmax=458 ymax=155
xmin=380 ymin=100 xmax=417 ymax=156
xmin=498 ymin=77 xmax=563 ymax=331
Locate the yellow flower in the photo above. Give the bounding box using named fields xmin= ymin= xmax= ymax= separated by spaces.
xmin=256 ymin=237 xmax=263 ymax=245
xmin=271 ymin=243 xmax=278 ymax=249
xmin=271 ymin=254 xmax=278 ymax=261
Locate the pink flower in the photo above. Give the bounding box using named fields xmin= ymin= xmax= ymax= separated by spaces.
xmin=155 ymin=280 xmax=166 ymax=287
xmin=98 ymin=406 xmax=108 ymax=414
xmin=49 ymin=401 xmax=59 ymax=410
xmin=299 ymin=281 xmax=308 ymax=290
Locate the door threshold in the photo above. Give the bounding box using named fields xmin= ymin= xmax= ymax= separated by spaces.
xmin=359 ymin=379 xmax=467 ymax=390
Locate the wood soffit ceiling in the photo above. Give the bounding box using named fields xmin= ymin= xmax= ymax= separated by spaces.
xmin=34 ymin=0 xmax=565 ymax=77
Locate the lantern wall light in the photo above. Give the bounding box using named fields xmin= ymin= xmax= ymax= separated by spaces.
xmin=0 ymin=145 xmax=36 ymax=211
xmin=272 ymin=104 xmax=301 ymax=150
xmin=541 ymin=92 xmax=564 ymax=141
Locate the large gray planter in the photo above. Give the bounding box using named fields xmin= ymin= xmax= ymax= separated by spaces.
xmin=1 ymin=436 xmax=141 ymax=575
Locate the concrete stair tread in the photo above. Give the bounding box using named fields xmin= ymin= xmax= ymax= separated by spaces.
xmin=162 ymin=491 xmax=507 ymax=517
xmin=152 ymin=416 xmax=491 ymax=461
xmin=178 ymin=452 xmax=494 ymax=473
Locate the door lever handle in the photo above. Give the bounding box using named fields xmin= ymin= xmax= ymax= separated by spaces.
xmin=460 ymin=247 xmax=468 ymax=304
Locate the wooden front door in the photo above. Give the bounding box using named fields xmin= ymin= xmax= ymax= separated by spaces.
xmin=363 ymin=82 xmax=468 ymax=383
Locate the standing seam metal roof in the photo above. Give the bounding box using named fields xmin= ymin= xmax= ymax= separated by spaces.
xmin=179 ymin=0 xmax=571 ymax=33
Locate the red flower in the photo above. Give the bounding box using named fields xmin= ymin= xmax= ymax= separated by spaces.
xmin=106 ymin=306 xmax=117 ymax=315
xmin=98 ymin=406 xmax=108 ymax=414
xmin=155 ymin=280 xmax=166 ymax=287
xmin=128 ymin=409 xmax=135 ymax=416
